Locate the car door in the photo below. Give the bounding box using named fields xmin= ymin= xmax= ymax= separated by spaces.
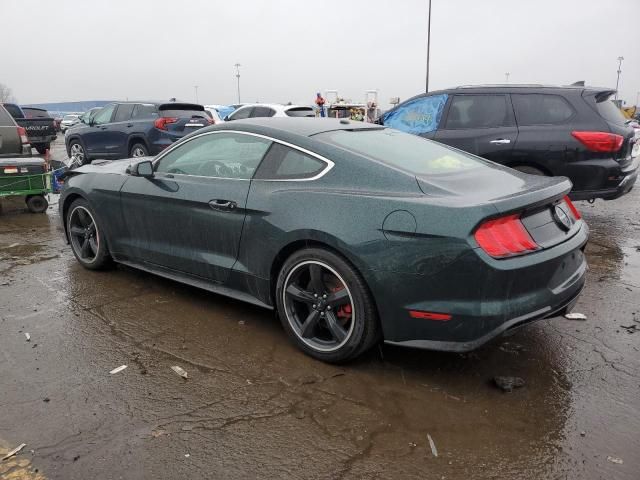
xmin=118 ymin=131 xmax=272 ymax=283
xmin=434 ymin=94 xmax=518 ymax=165
xmin=109 ymin=103 xmax=136 ymax=157
xmin=82 ymin=104 xmax=117 ymax=157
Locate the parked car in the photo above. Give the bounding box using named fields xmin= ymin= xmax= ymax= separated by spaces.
xmin=0 ymin=104 xmax=31 ymax=157
xmin=2 ymin=103 xmax=57 ymax=154
xmin=378 ymin=85 xmax=638 ymax=201
xmin=60 ymin=114 xmax=82 ymax=133
xmin=204 ymin=104 xmax=234 ymax=121
xmin=64 ymin=102 xmax=212 ymax=166
xmin=203 ymin=107 xmax=223 ymax=124
xmin=224 ymin=104 xmax=315 ymax=121
xmin=59 ymin=118 xmax=588 ymax=362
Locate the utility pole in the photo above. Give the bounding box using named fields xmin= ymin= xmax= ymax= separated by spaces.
xmin=425 ymin=0 xmax=432 ymax=92
xmin=194 ymin=85 xmax=199 ymax=104
xmin=505 ymin=72 xmax=510 ymax=84
xmin=234 ymin=63 xmax=242 ymax=103
xmin=615 ymin=56 xmax=624 ymax=101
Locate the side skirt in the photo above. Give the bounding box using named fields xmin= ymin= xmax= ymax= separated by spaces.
xmin=116 ymin=258 xmax=274 ymax=310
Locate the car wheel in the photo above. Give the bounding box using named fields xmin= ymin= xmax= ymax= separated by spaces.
xmin=66 ymin=198 xmax=111 ymax=270
xmin=69 ymin=141 xmax=86 ymax=168
xmin=513 ymin=165 xmax=546 ymax=176
xmin=130 ymin=143 xmax=148 ymax=158
xmin=276 ymin=248 xmax=380 ymax=363
xmin=26 ymin=195 xmax=48 ymax=213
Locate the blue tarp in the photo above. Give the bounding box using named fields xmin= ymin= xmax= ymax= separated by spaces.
xmin=381 ymin=94 xmax=448 ymax=135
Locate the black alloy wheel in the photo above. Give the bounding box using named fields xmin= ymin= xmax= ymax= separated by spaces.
xmin=66 ymin=198 xmax=111 ymax=269
xmin=276 ymin=248 xmax=380 ymax=363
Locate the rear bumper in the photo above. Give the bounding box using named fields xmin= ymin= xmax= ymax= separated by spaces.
xmin=371 ymin=223 xmax=589 ymax=352
xmin=569 ymin=156 xmax=638 ymax=201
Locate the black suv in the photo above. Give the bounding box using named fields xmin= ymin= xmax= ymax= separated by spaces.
xmin=65 ymin=102 xmax=211 ymax=166
xmin=378 ymin=85 xmax=638 ymax=200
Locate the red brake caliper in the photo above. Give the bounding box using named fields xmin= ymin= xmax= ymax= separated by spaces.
xmin=331 ymin=286 xmax=352 ymax=319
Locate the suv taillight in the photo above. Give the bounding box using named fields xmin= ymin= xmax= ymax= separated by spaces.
xmin=474 ymin=213 xmax=540 ymax=258
xmin=154 ymin=117 xmax=178 ymax=130
xmin=571 ymin=131 xmax=623 ymax=152
xmin=17 ymin=126 xmax=28 ymax=144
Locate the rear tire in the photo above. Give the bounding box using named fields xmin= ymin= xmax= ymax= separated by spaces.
xmin=66 ymin=198 xmax=111 ymax=270
xmin=129 ymin=143 xmax=148 ymax=158
xmin=26 ymin=195 xmax=48 ymax=213
xmin=275 ymin=248 xmax=380 ymax=363
xmin=513 ymin=165 xmax=546 ymax=176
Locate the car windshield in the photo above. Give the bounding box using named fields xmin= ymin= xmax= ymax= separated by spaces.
xmin=314 ymin=128 xmax=485 ymax=175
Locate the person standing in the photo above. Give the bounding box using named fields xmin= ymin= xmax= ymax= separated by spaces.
xmin=315 ymin=93 xmax=326 ymax=117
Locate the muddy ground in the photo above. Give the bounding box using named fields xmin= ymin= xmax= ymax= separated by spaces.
xmin=1 ymin=139 xmax=638 ymax=479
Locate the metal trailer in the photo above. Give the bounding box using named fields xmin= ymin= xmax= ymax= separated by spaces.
xmin=0 ymin=158 xmax=52 ymax=213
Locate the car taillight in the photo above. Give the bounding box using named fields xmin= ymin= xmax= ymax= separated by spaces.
xmin=474 ymin=213 xmax=540 ymax=258
xmin=571 ymin=131 xmax=624 ymax=152
xmin=563 ymin=195 xmax=581 ymax=220
xmin=154 ymin=117 xmax=178 ymax=130
xmin=17 ymin=126 xmax=28 ymax=144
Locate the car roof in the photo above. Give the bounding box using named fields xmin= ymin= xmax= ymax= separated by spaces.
xmin=235 ymin=103 xmax=313 ymax=111
xmin=209 ymin=117 xmax=383 ymax=137
xmin=425 ymin=84 xmax=614 ymax=95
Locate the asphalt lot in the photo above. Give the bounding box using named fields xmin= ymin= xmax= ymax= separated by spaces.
xmin=1 ymin=138 xmax=639 ymax=479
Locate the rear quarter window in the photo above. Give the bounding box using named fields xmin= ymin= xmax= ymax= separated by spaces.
xmin=3 ymin=104 xmax=24 ymax=119
xmin=315 ymin=128 xmax=483 ymax=175
xmin=512 ymin=94 xmax=574 ymax=125
xmin=255 ymin=143 xmax=327 ymax=179
xmin=285 ymin=107 xmax=315 ymax=118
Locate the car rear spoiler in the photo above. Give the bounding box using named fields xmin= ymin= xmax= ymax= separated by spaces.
xmin=158 ymin=103 xmax=204 ymax=111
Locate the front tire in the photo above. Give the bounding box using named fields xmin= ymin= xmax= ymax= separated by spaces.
xmin=66 ymin=198 xmax=111 ymax=270
xmin=275 ymin=248 xmax=380 ymax=363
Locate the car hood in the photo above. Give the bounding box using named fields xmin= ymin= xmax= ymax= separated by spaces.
xmin=416 ymin=166 xmax=572 ymax=213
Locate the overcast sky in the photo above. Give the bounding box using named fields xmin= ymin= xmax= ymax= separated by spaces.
xmin=2 ymin=0 xmax=639 ymax=107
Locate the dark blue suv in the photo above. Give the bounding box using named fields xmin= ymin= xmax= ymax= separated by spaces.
xmin=65 ymin=102 xmax=212 ymax=165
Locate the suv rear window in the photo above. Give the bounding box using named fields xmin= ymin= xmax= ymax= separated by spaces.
xmin=161 ymin=109 xmax=208 ymax=118
xmin=445 ymin=95 xmax=511 ymax=129
xmin=285 ymin=107 xmax=315 ymax=118
xmin=596 ymin=98 xmax=627 ymax=126
xmin=315 ymin=128 xmax=483 ymax=175
xmin=512 ymin=94 xmax=574 ymax=125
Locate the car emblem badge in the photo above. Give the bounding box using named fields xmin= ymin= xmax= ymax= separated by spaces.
xmin=553 ymin=204 xmax=572 ymax=231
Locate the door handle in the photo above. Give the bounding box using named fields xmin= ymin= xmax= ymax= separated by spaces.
xmin=209 ymin=199 xmax=237 ymax=211
xmin=126 ymin=123 xmax=133 ymax=128
xmin=489 ymin=138 xmax=511 ymax=145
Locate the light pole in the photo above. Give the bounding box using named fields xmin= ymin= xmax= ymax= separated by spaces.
xmin=505 ymin=72 xmax=510 ymax=84
xmin=234 ymin=63 xmax=242 ymax=103
xmin=615 ymin=56 xmax=624 ymax=101
xmin=425 ymin=0 xmax=432 ymax=92
xmin=194 ymin=85 xmax=199 ymax=104
xmin=636 ymin=91 xmax=639 ymax=107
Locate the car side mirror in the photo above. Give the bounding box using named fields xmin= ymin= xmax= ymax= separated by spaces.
xmin=223 ymin=115 xmax=230 ymax=121
xmin=130 ymin=160 xmax=154 ymax=178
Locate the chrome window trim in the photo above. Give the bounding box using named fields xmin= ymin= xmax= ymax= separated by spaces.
xmin=152 ymin=129 xmax=335 ymax=182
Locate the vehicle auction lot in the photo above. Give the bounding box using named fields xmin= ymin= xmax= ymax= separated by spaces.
xmin=1 ymin=138 xmax=639 ymax=479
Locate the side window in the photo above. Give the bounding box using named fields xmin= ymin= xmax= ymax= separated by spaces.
xmin=512 ymin=94 xmax=574 ymax=125
xmin=251 ymin=107 xmax=276 ymax=118
xmin=381 ymin=94 xmax=448 ymax=134
xmin=131 ymin=104 xmax=158 ymax=120
xmin=93 ymin=104 xmax=116 ymax=125
xmin=255 ymin=143 xmax=327 ymax=180
xmin=228 ymin=107 xmax=253 ymax=120
xmin=155 ymin=133 xmax=271 ymax=179
xmin=113 ymin=104 xmax=135 ymax=123
xmin=444 ymin=95 xmax=511 ymax=129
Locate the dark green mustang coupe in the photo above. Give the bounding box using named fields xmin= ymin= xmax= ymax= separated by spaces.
xmin=60 ymin=118 xmax=588 ymax=362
